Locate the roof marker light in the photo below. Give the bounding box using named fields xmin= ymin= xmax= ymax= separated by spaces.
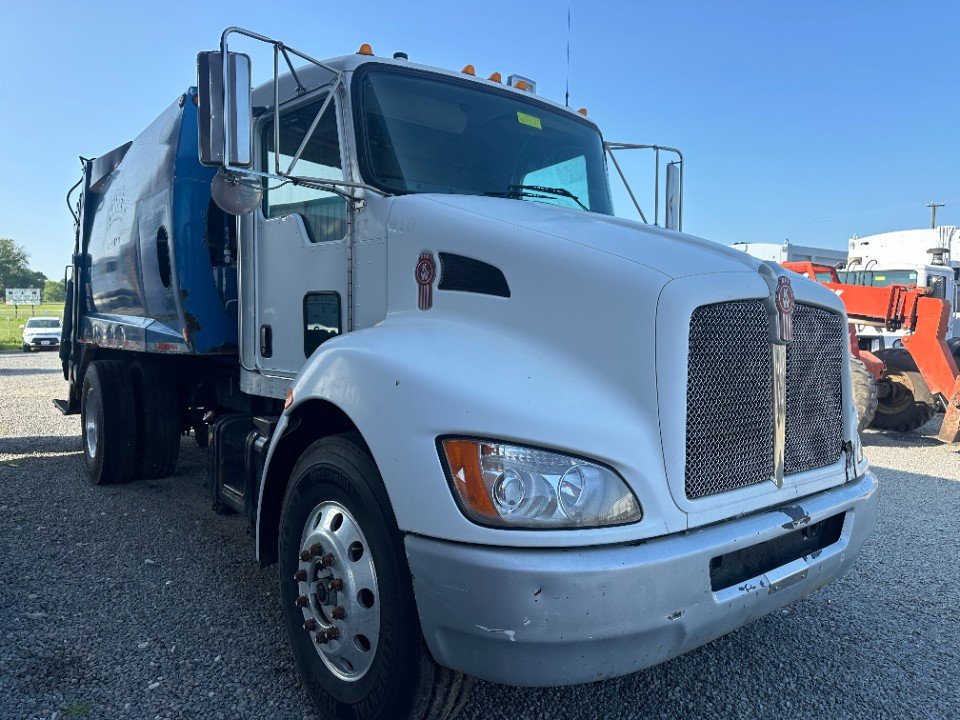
xmin=357 ymin=43 xmax=374 ymax=56
xmin=461 ymin=64 xmax=476 ymax=75
xmin=577 ymin=107 xmax=588 ymax=116
xmin=488 ymin=71 xmax=502 ymax=83
xmin=507 ymin=74 xmax=536 ymax=93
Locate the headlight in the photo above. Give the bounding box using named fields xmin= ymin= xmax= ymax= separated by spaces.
xmin=439 ymin=438 xmax=642 ymax=529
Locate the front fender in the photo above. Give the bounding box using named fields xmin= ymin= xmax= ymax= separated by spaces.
xmin=258 ymin=314 xmax=685 ymax=552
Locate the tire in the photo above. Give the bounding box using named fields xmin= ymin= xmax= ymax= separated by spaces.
xmin=278 ymin=434 xmax=472 ymax=720
xmin=850 ymin=357 xmax=878 ymax=433
xmin=22 ymin=344 xmax=29 ymax=352
xmin=81 ymin=360 xmax=137 ymax=485
xmin=130 ymin=359 xmax=181 ymax=479
xmin=870 ymin=349 xmax=936 ymax=432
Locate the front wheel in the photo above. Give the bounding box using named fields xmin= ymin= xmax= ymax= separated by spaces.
xmin=278 ymin=435 xmax=472 ymax=720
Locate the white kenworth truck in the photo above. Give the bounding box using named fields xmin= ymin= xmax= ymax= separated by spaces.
xmin=57 ymin=28 xmax=877 ymax=720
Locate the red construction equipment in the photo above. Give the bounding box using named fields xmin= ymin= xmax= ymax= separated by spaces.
xmin=783 ymin=261 xmax=960 ymax=443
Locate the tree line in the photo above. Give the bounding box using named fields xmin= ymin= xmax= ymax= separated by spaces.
xmin=0 ymin=237 xmax=65 ymax=302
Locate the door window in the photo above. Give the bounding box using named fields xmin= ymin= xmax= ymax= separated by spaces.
xmin=263 ymin=97 xmax=347 ymax=243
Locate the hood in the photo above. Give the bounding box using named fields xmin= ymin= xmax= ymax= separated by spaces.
xmin=417 ymin=194 xmax=764 ymax=280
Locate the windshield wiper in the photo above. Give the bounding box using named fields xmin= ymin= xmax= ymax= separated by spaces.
xmin=484 ymin=184 xmax=588 ymax=211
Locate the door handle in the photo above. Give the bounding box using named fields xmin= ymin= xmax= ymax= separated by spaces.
xmin=260 ymin=325 xmax=273 ymax=358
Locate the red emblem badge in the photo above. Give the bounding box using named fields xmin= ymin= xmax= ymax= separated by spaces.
xmin=775 ymin=276 xmax=795 ymax=343
xmin=415 ymin=252 xmax=437 ymax=310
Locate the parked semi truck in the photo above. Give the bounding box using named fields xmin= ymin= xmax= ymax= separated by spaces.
xmin=57 ymin=28 xmax=878 ymax=720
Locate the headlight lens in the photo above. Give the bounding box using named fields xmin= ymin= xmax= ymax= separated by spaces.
xmin=440 ymin=439 xmax=642 ymax=528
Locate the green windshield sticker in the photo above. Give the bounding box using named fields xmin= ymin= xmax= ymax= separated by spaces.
xmin=517 ymin=111 xmax=542 ymax=130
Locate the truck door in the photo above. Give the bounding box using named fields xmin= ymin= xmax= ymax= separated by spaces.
xmin=254 ymin=91 xmax=350 ymax=376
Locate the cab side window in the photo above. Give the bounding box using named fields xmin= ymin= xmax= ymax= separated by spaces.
xmin=263 ymin=97 xmax=347 ymax=243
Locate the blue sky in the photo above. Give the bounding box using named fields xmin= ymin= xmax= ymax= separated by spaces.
xmin=1 ymin=0 xmax=957 ymax=278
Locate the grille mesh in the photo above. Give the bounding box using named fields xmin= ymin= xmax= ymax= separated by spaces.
xmin=684 ymin=300 xmax=845 ymax=500
xmin=784 ymin=304 xmax=845 ymax=475
xmin=685 ymin=301 xmax=774 ymax=499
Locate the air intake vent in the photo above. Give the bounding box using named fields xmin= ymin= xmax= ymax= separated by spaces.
xmin=438 ymin=253 xmax=510 ymax=298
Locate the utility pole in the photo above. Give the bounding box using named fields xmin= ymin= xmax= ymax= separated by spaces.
xmin=927 ymin=202 xmax=945 ymax=228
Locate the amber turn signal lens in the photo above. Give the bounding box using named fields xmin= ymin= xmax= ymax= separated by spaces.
xmin=441 ymin=439 xmax=498 ymax=520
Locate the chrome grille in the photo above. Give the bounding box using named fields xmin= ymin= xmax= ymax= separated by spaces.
xmin=685 ymin=301 xmax=774 ymax=499
xmin=784 ymin=304 xmax=845 ymax=475
xmin=685 ymin=300 xmax=845 ymax=500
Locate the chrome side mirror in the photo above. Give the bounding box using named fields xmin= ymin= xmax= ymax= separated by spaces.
xmin=197 ymin=50 xmax=253 ymax=168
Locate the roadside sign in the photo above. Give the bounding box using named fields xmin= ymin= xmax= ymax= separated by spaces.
xmin=5 ymin=288 xmax=41 ymax=305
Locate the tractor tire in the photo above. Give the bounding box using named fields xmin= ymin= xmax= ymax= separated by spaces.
xmin=870 ymin=349 xmax=936 ymax=432
xmin=81 ymin=360 xmax=137 ymax=485
xmin=850 ymin=357 xmax=878 ymax=433
xmin=130 ymin=358 xmax=181 ymax=479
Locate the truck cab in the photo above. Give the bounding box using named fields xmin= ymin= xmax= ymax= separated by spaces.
xmin=59 ymin=29 xmax=878 ymax=720
xmin=844 ymin=226 xmax=960 ymax=348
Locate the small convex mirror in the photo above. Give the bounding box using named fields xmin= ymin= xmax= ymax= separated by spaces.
xmin=197 ymin=51 xmax=253 ymax=168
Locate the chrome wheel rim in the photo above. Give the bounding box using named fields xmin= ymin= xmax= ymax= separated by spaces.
xmin=84 ymin=387 xmax=99 ymax=459
xmin=296 ymin=501 xmax=380 ymax=682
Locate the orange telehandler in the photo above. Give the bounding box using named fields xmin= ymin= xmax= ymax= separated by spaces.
xmin=783 ymin=261 xmax=960 ymax=443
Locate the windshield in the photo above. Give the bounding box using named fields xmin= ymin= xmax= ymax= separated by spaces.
xmin=26 ymin=318 xmax=60 ymax=328
xmin=356 ymin=68 xmax=613 ymax=214
xmin=839 ymin=269 xmax=918 ymax=287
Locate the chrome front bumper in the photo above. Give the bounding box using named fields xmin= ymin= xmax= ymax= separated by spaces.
xmin=405 ymin=470 xmax=878 ymax=686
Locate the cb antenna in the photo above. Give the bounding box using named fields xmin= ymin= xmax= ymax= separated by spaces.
xmin=565 ymin=3 xmax=571 ymax=107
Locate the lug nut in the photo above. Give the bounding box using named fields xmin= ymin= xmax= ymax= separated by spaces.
xmin=330 ymin=577 xmax=343 ymax=591
xmin=299 ymin=549 xmax=312 ymax=562
xmin=295 ymin=594 xmax=310 ymax=608
xmin=309 ymin=543 xmax=323 ymax=557
xmin=320 ymin=553 xmax=335 ymax=567
xmin=293 ymin=569 xmax=308 ymax=582
xmin=315 ymin=627 xmax=339 ymax=645
xmin=331 ymin=605 xmax=346 ymax=620
xmin=303 ymin=619 xmax=317 ymax=632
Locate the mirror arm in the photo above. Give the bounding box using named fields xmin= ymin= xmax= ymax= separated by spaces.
xmin=605 ymin=145 xmax=647 ymax=224
xmin=279 ymin=44 xmax=307 ymax=96
xmin=285 ymin=82 xmax=340 ymax=175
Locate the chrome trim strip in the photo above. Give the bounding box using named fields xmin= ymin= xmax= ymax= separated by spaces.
xmin=772 ymin=343 xmax=787 ymax=488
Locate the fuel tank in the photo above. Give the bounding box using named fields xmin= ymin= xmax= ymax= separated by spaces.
xmin=80 ymin=87 xmax=237 ymax=354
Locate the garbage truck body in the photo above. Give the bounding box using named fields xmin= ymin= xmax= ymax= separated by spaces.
xmin=57 ymin=30 xmax=878 ymax=719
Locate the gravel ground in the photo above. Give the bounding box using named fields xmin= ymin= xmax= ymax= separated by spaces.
xmin=2 ymin=351 xmax=959 ymax=720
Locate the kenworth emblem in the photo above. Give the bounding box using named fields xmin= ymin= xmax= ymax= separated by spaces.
xmin=415 ymin=251 xmax=437 ymax=310
xmin=775 ymin=276 xmax=795 ymax=343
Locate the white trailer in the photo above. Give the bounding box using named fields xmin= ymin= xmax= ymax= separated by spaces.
xmin=732 ymin=241 xmax=847 ymax=267
xmin=57 ymin=28 xmax=877 ymax=720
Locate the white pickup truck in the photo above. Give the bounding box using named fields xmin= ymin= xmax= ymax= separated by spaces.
xmin=58 ymin=28 xmax=877 ymax=720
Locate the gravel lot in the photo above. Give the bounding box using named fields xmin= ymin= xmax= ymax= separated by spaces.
xmin=2 ymin=350 xmax=959 ymax=720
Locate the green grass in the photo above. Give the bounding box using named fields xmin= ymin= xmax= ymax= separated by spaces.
xmin=0 ymin=302 xmax=64 ymax=350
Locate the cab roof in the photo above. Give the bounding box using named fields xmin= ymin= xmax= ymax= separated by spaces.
xmin=251 ymin=51 xmax=598 ymax=129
